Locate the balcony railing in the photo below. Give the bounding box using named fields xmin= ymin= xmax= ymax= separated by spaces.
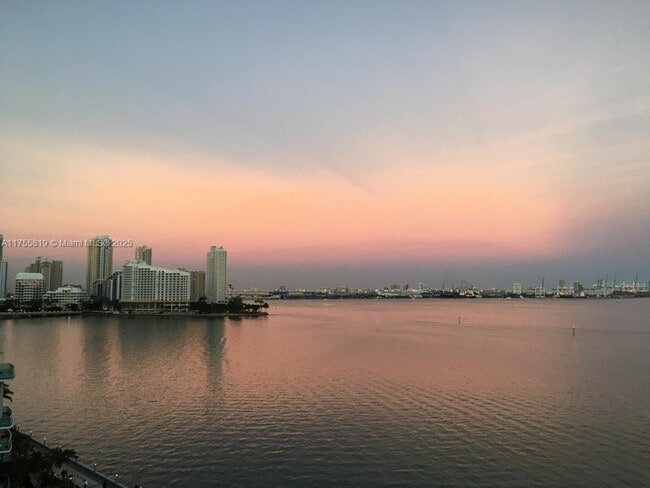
xmin=0 ymin=407 xmax=11 ymax=429
xmin=0 ymin=364 xmax=14 ymax=381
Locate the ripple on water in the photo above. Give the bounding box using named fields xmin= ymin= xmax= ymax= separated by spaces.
xmin=3 ymin=300 xmax=650 ymax=487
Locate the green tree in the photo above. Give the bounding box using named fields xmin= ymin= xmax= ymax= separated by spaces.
xmin=227 ymin=296 xmax=244 ymax=313
xmin=8 ymin=431 xmax=78 ymax=487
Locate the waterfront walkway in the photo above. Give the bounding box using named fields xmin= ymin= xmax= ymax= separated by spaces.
xmin=28 ymin=438 xmax=129 ymax=488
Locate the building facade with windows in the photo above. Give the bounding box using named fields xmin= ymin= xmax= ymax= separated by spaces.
xmin=120 ymin=261 xmax=190 ymax=312
xmin=206 ymin=246 xmax=227 ymax=303
xmin=0 ymin=235 xmax=6 ymax=300
xmin=135 ymin=245 xmax=152 ymax=265
xmin=105 ymin=271 xmax=122 ymax=303
xmin=44 ymin=285 xmax=90 ymax=308
xmin=190 ymin=270 xmax=206 ymax=302
xmin=25 ymin=257 xmax=63 ymax=291
xmin=14 ymin=273 xmax=45 ymax=304
xmin=86 ymin=235 xmax=113 ymax=294
xmin=0 ymin=262 xmax=7 ymax=300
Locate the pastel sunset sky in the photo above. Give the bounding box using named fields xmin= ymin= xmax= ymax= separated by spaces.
xmin=1 ymin=1 xmax=648 ymax=289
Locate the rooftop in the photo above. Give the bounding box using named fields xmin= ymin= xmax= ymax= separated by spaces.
xmin=15 ymin=272 xmax=44 ymax=281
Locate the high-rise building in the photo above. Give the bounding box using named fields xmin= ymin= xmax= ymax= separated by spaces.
xmin=0 ymin=262 xmax=7 ymax=300
xmin=105 ymin=271 xmax=122 ymax=303
xmin=179 ymin=268 xmax=206 ymax=301
xmin=120 ymin=260 xmax=190 ymax=312
xmin=0 ymin=235 xmax=9 ymax=300
xmin=190 ymin=270 xmax=206 ymax=302
xmin=86 ymin=235 xmax=113 ymax=294
xmin=135 ymin=245 xmax=152 ymax=265
xmin=43 ymin=260 xmax=62 ymax=291
xmin=512 ymin=283 xmax=523 ymax=295
xmin=206 ymin=246 xmax=227 ymax=303
xmin=25 ymin=257 xmax=63 ymax=291
xmin=14 ymin=272 xmax=45 ymax=304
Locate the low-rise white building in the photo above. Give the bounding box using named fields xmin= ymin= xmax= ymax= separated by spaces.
xmin=14 ymin=272 xmax=45 ymax=304
xmin=120 ymin=260 xmax=190 ymax=312
xmin=45 ymin=285 xmax=91 ymax=307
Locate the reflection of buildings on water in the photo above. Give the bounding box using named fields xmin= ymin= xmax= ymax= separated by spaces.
xmin=203 ymin=319 xmax=227 ymax=392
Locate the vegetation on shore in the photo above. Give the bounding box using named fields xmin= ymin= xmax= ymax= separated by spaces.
xmin=1 ymin=430 xmax=78 ymax=487
xmin=190 ymin=296 xmax=269 ymax=314
xmin=0 ymin=376 xmax=77 ymax=487
xmin=0 ymin=300 xmax=80 ymax=313
xmin=0 ymin=296 xmax=269 ymax=316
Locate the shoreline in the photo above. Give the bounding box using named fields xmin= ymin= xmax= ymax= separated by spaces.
xmin=0 ymin=310 xmax=268 ymax=320
xmin=0 ymin=311 xmax=82 ymax=320
xmin=26 ymin=434 xmax=128 ymax=488
xmin=85 ymin=311 xmax=269 ymax=318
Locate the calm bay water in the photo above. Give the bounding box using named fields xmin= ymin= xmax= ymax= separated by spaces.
xmin=3 ymin=299 xmax=649 ymax=487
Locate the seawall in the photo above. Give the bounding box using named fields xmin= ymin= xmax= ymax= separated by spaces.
xmin=28 ymin=437 xmax=129 ymax=488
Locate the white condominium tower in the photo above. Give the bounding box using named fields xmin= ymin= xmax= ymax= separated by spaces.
xmin=206 ymin=246 xmax=227 ymax=303
xmin=0 ymin=234 xmax=5 ymax=299
xmin=120 ymin=260 xmax=190 ymax=312
xmin=86 ymin=235 xmax=113 ymax=293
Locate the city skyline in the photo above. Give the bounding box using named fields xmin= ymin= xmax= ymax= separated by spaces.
xmin=1 ymin=2 xmax=648 ymax=289
xmin=0 ymin=234 xmax=646 ymax=293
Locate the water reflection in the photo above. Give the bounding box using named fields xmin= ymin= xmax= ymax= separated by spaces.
xmin=1 ymin=300 xmax=648 ymax=487
xmin=80 ymin=317 xmax=113 ymax=392
xmin=203 ymin=319 xmax=226 ymax=394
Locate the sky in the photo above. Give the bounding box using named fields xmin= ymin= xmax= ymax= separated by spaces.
xmin=1 ymin=0 xmax=648 ymax=290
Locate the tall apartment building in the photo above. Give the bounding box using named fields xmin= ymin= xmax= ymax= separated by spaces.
xmin=0 ymin=262 xmax=7 ymax=300
xmin=135 ymin=245 xmax=152 ymax=265
xmin=86 ymin=235 xmax=113 ymax=294
xmin=105 ymin=271 xmax=122 ymax=303
xmin=120 ymin=260 xmax=190 ymax=312
xmin=25 ymin=257 xmax=63 ymax=291
xmin=14 ymin=273 xmax=45 ymax=304
xmin=178 ymin=268 xmax=206 ymax=302
xmin=206 ymin=246 xmax=227 ymax=303
xmin=0 ymin=235 xmax=7 ymax=300
xmin=190 ymin=270 xmax=206 ymax=301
